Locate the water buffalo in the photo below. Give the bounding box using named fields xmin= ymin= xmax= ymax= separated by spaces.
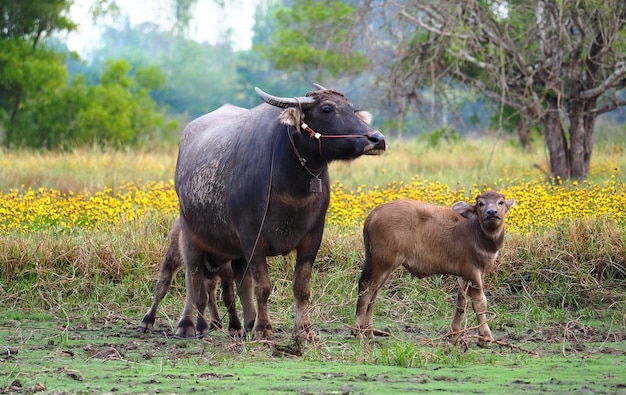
xmin=173 ymin=85 xmax=385 ymax=342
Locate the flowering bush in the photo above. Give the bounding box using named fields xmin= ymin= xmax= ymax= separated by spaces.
xmin=1 ymin=176 xmax=624 ymax=234
xmin=328 ymin=175 xmax=626 ymax=234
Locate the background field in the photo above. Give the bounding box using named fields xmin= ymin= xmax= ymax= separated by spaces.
xmin=1 ymin=135 xmax=625 ymax=394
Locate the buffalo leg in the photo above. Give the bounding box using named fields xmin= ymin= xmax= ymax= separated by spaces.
xmin=138 ymin=221 xmax=184 ymax=333
xmin=293 ymin=235 xmax=324 ymax=343
xmin=175 ymin=233 xmax=205 ymax=338
xmin=232 ymin=258 xmax=256 ymax=334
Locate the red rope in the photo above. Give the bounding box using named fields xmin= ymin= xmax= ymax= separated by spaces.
xmin=300 ymin=121 xmax=367 ymax=140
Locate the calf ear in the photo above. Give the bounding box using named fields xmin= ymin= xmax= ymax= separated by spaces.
xmin=451 ymin=201 xmax=475 ymax=218
xmin=505 ymin=198 xmax=516 ymax=213
xmin=279 ymin=107 xmax=301 ymax=127
xmin=356 ymin=110 xmax=373 ymax=125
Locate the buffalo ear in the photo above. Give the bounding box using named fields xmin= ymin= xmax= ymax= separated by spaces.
xmin=451 ymin=201 xmax=475 ymax=218
xmin=356 ymin=110 xmax=373 ymax=125
xmin=279 ymin=107 xmax=301 ymax=127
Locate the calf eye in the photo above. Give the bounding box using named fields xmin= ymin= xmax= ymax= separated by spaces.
xmin=321 ymin=105 xmax=333 ymax=113
xmin=498 ymin=200 xmax=504 ymax=205
xmin=478 ymin=201 xmax=485 ymax=207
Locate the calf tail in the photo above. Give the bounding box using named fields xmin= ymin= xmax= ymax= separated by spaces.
xmin=359 ymin=227 xmax=373 ymax=290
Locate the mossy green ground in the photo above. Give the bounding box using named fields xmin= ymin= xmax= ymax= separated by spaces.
xmin=2 ymin=318 xmax=625 ymax=394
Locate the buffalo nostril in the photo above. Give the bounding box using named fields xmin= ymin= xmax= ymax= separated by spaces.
xmin=368 ymin=131 xmax=384 ymax=142
xmin=368 ymin=131 xmax=386 ymax=147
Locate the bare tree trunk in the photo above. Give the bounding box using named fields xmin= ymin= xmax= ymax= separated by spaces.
xmin=518 ymin=116 xmax=530 ymax=149
xmin=541 ymin=97 xmax=569 ymax=181
xmin=567 ymin=99 xmax=597 ymax=181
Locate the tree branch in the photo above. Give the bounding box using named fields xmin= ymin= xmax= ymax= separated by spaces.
xmin=592 ymin=98 xmax=626 ymax=115
xmin=579 ymin=62 xmax=626 ymax=99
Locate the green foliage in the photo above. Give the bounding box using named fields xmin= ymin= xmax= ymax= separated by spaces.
xmin=419 ymin=127 xmax=460 ymax=148
xmin=0 ymin=39 xmax=68 ymax=124
xmin=0 ymin=0 xmax=75 ymax=40
xmin=8 ymin=60 xmax=176 ymax=149
xmin=266 ymin=0 xmax=368 ymax=78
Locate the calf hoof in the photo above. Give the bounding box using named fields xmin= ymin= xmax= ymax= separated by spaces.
xmin=352 ymin=325 xmax=378 ymax=340
xmin=477 ymin=334 xmax=495 ymax=347
xmin=209 ymin=319 xmax=223 ymax=330
xmin=294 ymin=325 xmax=318 ymax=344
xmin=174 ymin=319 xmax=196 ymax=338
xmin=228 ymin=324 xmax=244 ymax=341
xmin=228 ymin=328 xmax=245 ymax=341
xmin=253 ymin=323 xmax=275 ymax=342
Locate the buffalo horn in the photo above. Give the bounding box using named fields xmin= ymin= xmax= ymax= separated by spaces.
xmin=312 ymin=83 xmax=328 ymax=90
xmin=255 ymin=87 xmax=316 ymax=109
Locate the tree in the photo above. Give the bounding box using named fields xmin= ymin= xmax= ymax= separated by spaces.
xmin=1 ymin=0 xmax=177 ymax=149
xmin=0 ymin=0 xmax=75 ymax=144
xmin=268 ymin=0 xmax=626 ymax=181
xmin=86 ymin=22 xmax=241 ymax=117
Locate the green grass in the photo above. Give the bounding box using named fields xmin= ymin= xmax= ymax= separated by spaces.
xmin=2 ymin=319 xmax=625 ymax=394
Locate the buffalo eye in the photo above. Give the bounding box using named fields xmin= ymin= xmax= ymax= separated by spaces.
xmin=478 ymin=201 xmax=485 ymax=208
xmin=321 ymin=104 xmax=334 ymax=114
xmin=498 ymin=200 xmax=505 ymax=206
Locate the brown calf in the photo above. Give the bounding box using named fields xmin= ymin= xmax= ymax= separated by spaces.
xmin=354 ymin=191 xmax=515 ymax=341
xmin=137 ymin=217 xmax=247 ymax=338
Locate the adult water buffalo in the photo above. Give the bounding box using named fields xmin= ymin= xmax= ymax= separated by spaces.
xmin=174 ymin=85 xmax=385 ymax=342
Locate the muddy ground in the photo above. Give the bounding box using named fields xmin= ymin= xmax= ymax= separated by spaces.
xmin=2 ymin=318 xmax=625 ymax=394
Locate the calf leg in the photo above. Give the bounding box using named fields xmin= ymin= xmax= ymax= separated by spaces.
xmin=218 ymin=263 xmax=244 ymax=339
xmin=354 ymin=259 xmax=393 ymax=339
xmin=204 ymin=272 xmax=222 ymax=330
xmin=450 ymin=279 xmax=469 ymax=339
xmin=197 ymin=261 xmax=243 ymax=338
xmin=138 ymin=222 xmax=184 ymax=333
xmin=194 ymin=276 xmax=211 ymax=337
xmin=466 ymin=280 xmax=493 ymax=341
xmin=248 ymin=255 xmax=275 ymax=341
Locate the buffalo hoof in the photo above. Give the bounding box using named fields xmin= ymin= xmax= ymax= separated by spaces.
xmin=174 ymin=319 xmax=197 ymax=338
xmin=137 ymin=316 xmax=155 ymax=333
xmin=195 ymin=316 xmax=211 ymax=337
